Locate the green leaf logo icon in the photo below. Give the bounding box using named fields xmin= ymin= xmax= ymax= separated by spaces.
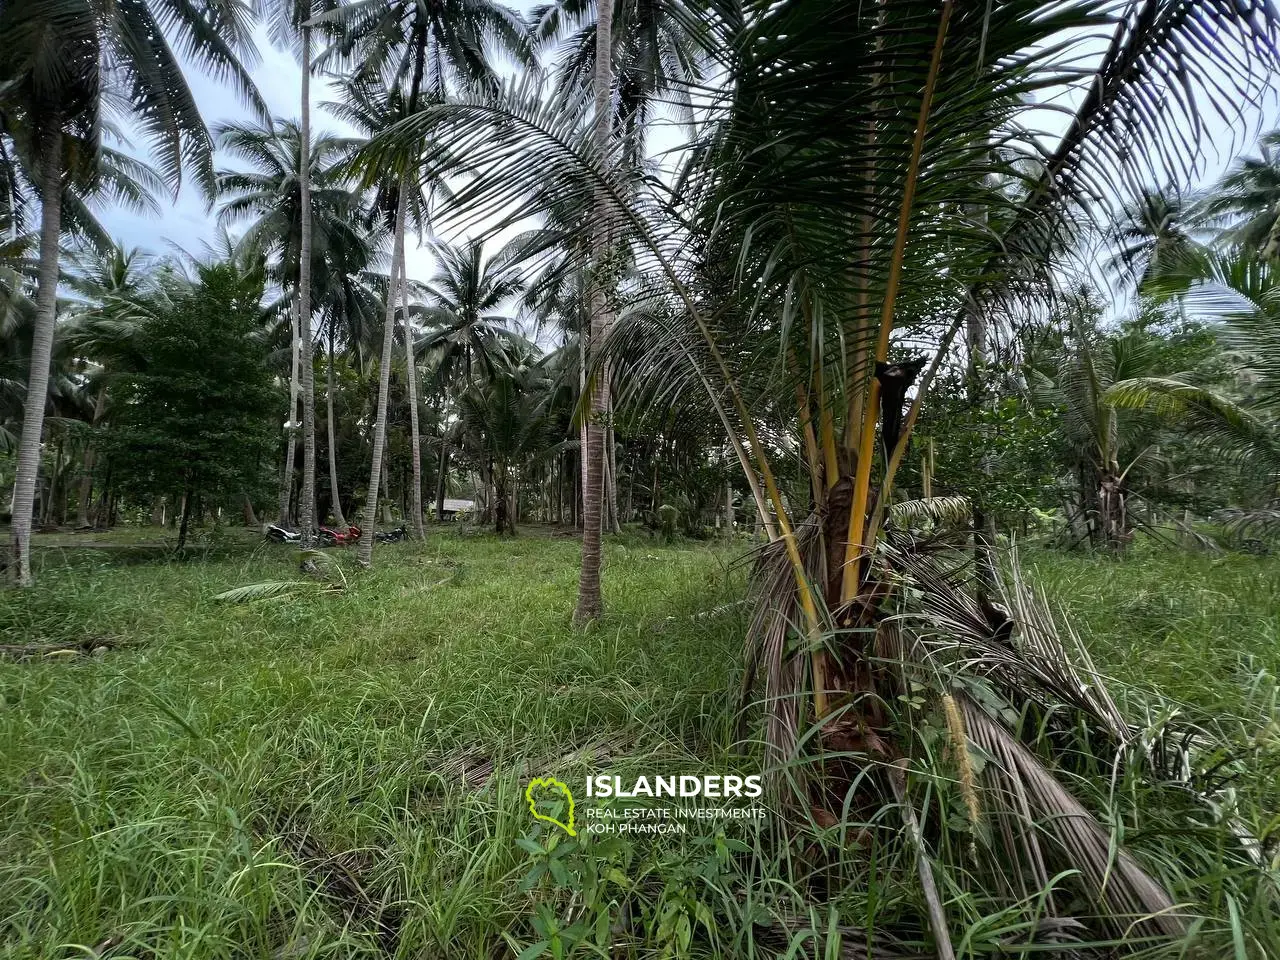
xmin=526 ymin=777 xmax=577 ymax=836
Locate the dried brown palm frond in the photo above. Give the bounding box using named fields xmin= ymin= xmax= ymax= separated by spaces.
xmin=739 ymin=534 xmax=1204 ymax=942
xmin=739 ymin=513 xmax=827 ymax=776
xmin=958 ymin=695 xmax=1187 ymax=941
xmin=889 ymin=546 xmax=1130 ymax=744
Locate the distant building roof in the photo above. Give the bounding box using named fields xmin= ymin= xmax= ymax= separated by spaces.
xmin=439 ymin=499 xmax=475 ymax=513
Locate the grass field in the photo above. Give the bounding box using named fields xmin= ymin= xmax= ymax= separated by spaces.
xmin=1 ymin=528 xmax=1278 ymax=958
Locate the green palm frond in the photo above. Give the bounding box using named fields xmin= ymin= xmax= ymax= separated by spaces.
xmin=214 ymin=550 xmax=346 ymax=603
xmin=1106 ymin=376 xmax=1280 ymax=471
xmin=888 ymin=495 xmax=972 ymax=530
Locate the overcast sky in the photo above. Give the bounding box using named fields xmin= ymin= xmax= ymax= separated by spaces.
xmin=100 ymin=16 xmax=1279 ymax=295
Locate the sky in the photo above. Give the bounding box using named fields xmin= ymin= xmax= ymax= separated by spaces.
xmin=102 ymin=27 xmax=454 ymax=282
xmin=100 ymin=14 xmax=1280 ymax=299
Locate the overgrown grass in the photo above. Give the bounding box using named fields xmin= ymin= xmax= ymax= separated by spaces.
xmin=1 ymin=529 xmax=1277 ymax=958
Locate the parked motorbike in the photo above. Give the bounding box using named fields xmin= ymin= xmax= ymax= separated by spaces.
xmin=375 ymin=525 xmax=408 ymax=544
xmin=318 ymin=524 xmax=361 ymax=546
xmin=265 ymin=524 xmax=300 ymax=544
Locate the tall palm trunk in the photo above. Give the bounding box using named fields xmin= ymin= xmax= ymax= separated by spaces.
xmin=278 ymin=301 xmax=301 ymax=525
xmin=435 ymin=439 xmax=449 ymax=522
xmin=356 ymin=190 xmax=408 ymax=566
xmin=76 ymin=384 xmax=108 ymax=527
xmin=9 ymin=125 xmax=62 ymax=586
xmin=326 ymin=326 xmax=348 ymax=528
xmin=297 ymin=25 xmax=318 ymax=549
xmin=399 ymin=225 xmax=425 ymax=538
xmin=574 ymin=0 xmax=615 ymax=623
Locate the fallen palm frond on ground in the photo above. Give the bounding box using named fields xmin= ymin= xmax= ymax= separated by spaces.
xmin=0 ymin=637 xmax=122 ymax=660
xmin=213 ymin=550 xmax=347 ymax=603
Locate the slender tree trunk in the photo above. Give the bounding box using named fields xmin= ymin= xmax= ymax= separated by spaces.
xmin=579 ymin=334 xmax=588 ymax=519
xmin=356 ymin=189 xmax=408 ymax=566
xmin=53 ymin=436 xmax=68 ymax=526
xmin=495 ymin=463 xmax=509 ymax=535
xmin=243 ymin=495 xmax=258 ymax=527
xmin=966 ymin=303 xmax=997 ymax=588
xmin=575 ymin=0 xmax=615 ymax=622
xmin=279 ymin=300 xmax=301 ymax=526
xmin=76 ymin=385 xmax=108 ymax=527
xmin=93 ymin=462 xmax=111 ymax=528
xmin=297 ymin=26 xmax=318 ymax=552
xmin=724 ymin=478 xmax=734 ymax=539
xmin=435 ymin=440 xmax=449 ymax=522
xmin=605 ymin=423 xmax=621 ymax=534
xmin=177 ymin=481 xmax=193 ymax=551
xmin=651 ymin=454 xmax=661 ymax=515
xmin=555 ymin=454 xmax=563 ymax=524
xmin=9 ymin=125 xmax=63 ymax=586
xmin=399 ymin=232 xmax=425 ymax=538
xmin=381 ymin=459 xmax=394 ymax=525
xmin=325 ymin=327 xmax=348 ymax=528
xmin=625 ymin=463 xmax=633 ymax=524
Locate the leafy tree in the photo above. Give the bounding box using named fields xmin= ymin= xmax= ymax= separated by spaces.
xmin=107 ymin=264 xmax=279 ymax=549
xmin=456 ymin=348 xmax=554 ymax=534
xmin=0 ymin=0 xmax=262 ymax=584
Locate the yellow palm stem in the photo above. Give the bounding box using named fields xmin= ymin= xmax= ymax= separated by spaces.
xmin=840 ymin=0 xmax=955 ymax=606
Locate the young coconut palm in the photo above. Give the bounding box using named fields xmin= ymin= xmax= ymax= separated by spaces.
xmin=1109 ymin=248 xmax=1280 ymax=541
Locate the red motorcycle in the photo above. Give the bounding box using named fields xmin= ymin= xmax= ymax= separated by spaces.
xmin=318 ymin=524 xmax=361 ymax=546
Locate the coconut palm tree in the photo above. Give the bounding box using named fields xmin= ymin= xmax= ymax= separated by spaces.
xmin=532 ymin=0 xmax=712 ymax=159
xmin=1025 ymin=289 xmax=1170 ymax=547
xmin=328 ymin=78 xmax=434 ymax=538
xmin=456 ymin=346 xmax=555 ymax=534
xmin=418 ymin=237 xmax=532 ymax=525
xmin=0 ymin=141 xmax=163 ymax=463
xmin=1106 ymin=186 xmax=1206 ymax=289
xmin=571 ymin=0 xmax=616 ymax=623
xmin=312 ymin=221 xmax=384 ymax=529
xmin=419 ymin=239 xmax=530 ymax=383
xmin=1202 ymin=130 xmax=1280 ymax=258
xmin=60 ymin=243 xmax=161 ymax=527
xmin=0 ymin=0 xmax=259 ymax=582
xmin=214 ymin=118 xmax=363 ymax=526
xmin=534 ymin=0 xmax=716 ymax=566
xmin=255 ymin=0 xmax=345 ymax=551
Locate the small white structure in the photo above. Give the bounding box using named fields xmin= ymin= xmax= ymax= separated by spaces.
xmin=436 ymin=498 xmax=475 ymax=520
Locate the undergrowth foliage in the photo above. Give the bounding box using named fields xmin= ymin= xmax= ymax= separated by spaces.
xmin=0 ymin=533 xmax=1278 ymax=957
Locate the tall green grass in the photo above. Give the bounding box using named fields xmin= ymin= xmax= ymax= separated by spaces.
xmin=1 ymin=531 xmax=1277 ymax=957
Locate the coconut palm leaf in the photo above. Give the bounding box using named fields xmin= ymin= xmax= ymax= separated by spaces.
xmin=1106 ymin=377 xmax=1280 ymax=472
